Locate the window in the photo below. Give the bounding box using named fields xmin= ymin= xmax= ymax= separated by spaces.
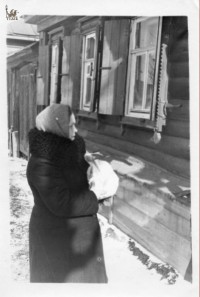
xmin=48 ymin=28 xmax=63 ymax=104
xmin=80 ymin=32 xmax=97 ymax=111
xmin=125 ymin=17 xmax=162 ymax=119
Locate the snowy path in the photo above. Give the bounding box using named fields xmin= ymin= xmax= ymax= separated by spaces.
xmin=9 ymin=157 xmax=193 ymax=296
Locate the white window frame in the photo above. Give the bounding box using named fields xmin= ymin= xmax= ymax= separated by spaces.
xmin=80 ymin=31 xmax=97 ymax=111
xmin=125 ymin=17 xmax=162 ymax=119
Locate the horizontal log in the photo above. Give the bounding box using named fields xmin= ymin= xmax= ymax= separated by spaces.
xmin=125 ymin=126 xmax=190 ymax=160
xmin=79 ymin=119 xmax=190 ymax=160
xmin=116 ymin=178 xmax=190 ymax=220
xmin=164 ymin=119 xmax=189 ymax=138
xmin=169 ymin=61 xmax=189 ymax=78
xmin=111 ymin=200 xmax=191 ymax=276
xmin=167 ymin=99 xmax=189 ymax=121
xmin=169 ymin=38 xmax=188 ymax=55
xmin=169 ymin=51 xmax=189 ymax=63
xmin=80 ymin=129 xmax=190 ymax=178
xmin=168 ymin=77 xmax=189 ymax=100
xmin=116 ymin=188 xmax=191 ymax=240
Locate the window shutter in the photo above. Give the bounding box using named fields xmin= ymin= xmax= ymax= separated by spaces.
xmin=49 ymin=40 xmax=60 ymax=104
xmin=98 ymin=19 xmax=130 ymax=115
xmin=37 ymin=44 xmax=50 ymax=106
xmin=61 ymin=32 xmax=81 ymax=110
xmin=155 ymin=43 xmax=168 ymax=132
xmin=89 ymin=24 xmax=101 ymax=112
xmin=61 ymin=35 xmax=71 ymax=105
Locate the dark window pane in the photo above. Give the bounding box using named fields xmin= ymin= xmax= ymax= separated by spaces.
xmin=132 ymin=54 xmax=146 ymax=110
xmin=85 ymin=78 xmax=92 ymax=105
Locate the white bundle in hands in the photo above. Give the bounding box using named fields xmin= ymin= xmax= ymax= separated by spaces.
xmin=85 ymin=153 xmax=119 ymax=200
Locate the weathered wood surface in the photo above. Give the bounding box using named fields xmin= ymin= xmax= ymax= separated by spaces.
xmin=169 ymin=50 xmax=189 ymax=63
xmin=37 ymin=45 xmax=50 ymax=105
xmin=12 ymin=131 xmax=19 ymax=158
xmin=19 ymin=64 xmax=37 ymax=156
xmin=167 ymin=99 xmax=189 ymax=121
xmin=61 ymin=36 xmax=71 ymax=105
xmin=99 ymin=197 xmax=191 ymax=276
xmin=112 ymin=203 xmax=191 ymax=276
xmin=169 ymin=61 xmax=189 ymax=78
xmin=79 ymin=120 xmax=190 ymax=160
xmin=79 ymin=128 xmax=190 ymax=178
xmin=164 ymin=119 xmax=189 ymax=138
xmin=61 ymin=33 xmax=81 ymax=110
xmin=86 ymin=133 xmax=191 ymax=276
xmin=70 ymin=32 xmax=81 ymax=111
xmin=99 ymin=19 xmax=129 ymax=115
xmin=117 ymin=181 xmax=191 ymax=239
xmin=37 ymin=16 xmax=71 ymax=32
xmin=168 ymin=77 xmax=189 ymax=100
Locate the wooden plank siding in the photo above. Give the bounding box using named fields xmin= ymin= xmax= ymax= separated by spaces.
xmin=168 ymin=77 xmax=189 ymax=100
xmin=61 ymin=36 xmax=71 ymax=105
xmin=18 ymin=64 xmax=37 ymax=156
xmin=37 ymin=44 xmax=50 ymax=106
xmin=111 ymin=203 xmax=190 ymax=276
xmin=79 ymin=127 xmax=190 ymax=178
xmin=70 ymin=31 xmax=81 ymax=111
xmin=79 ymin=119 xmax=189 ymax=160
xmin=61 ymin=31 xmax=81 ymax=111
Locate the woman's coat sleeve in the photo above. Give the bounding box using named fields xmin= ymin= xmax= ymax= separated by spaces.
xmin=27 ymin=158 xmax=99 ymax=218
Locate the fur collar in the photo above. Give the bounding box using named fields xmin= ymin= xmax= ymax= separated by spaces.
xmin=28 ymin=128 xmax=88 ymax=169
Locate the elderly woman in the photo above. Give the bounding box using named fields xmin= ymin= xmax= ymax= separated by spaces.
xmin=26 ymin=104 xmax=108 ymax=283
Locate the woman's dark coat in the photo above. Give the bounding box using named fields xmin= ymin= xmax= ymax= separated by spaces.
xmin=26 ymin=128 xmax=108 ymax=283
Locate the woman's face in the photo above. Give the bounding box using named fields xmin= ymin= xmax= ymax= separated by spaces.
xmin=68 ymin=113 xmax=78 ymax=140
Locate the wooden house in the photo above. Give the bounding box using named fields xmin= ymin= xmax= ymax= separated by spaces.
xmin=22 ymin=15 xmax=191 ymax=280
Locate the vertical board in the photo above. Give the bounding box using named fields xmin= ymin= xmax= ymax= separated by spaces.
xmin=13 ymin=70 xmax=19 ymax=131
xmin=37 ymin=44 xmax=50 ymax=106
xmin=61 ymin=36 xmax=71 ymax=105
xmin=115 ymin=19 xmax=130 ymax=114
xmin=99 ymin=20 xmax=112 ymax=113
xmin=107 ymin=20 xmax=120 ymax=112
xmin=61 ymin=32 xmax=81 ymax=110
xmin=71 ymin=32 xmax=81 ymax=111
xmin=7 ymin=70 xmax=12 ymax=129
xmin=14 ymin=71 xmax=20 ymax=132
xmin=90 ymin=25 xmax=101 ymax=112
xmin=19 ymin=64 xmax=37 ymax=156
xmin=99 ymin=19 xmax=129 ymax=115
xmin=49 ymin=43 xmax=59 ymax=104
xmin=11 ymin=71 xmax=15 ymax=129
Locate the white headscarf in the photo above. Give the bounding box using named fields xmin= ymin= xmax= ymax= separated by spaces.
xmin=36 ymin=104 xmax=72 ymax=138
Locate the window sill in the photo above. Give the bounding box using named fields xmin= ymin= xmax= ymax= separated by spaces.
xmin=77 ymin=110 xmax=100 ymax=128
xmin=77 ymin=110 xmax=97 ymax=120
xmin=120 ymin=116 xmax=155 ymax=135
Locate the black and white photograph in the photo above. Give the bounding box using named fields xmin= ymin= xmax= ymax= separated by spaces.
xmin=0 ymin=0 xmax=199 ymax=296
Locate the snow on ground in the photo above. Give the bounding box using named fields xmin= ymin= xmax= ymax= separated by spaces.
xmin=9 ymin=157 xmax=192 ymax=295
